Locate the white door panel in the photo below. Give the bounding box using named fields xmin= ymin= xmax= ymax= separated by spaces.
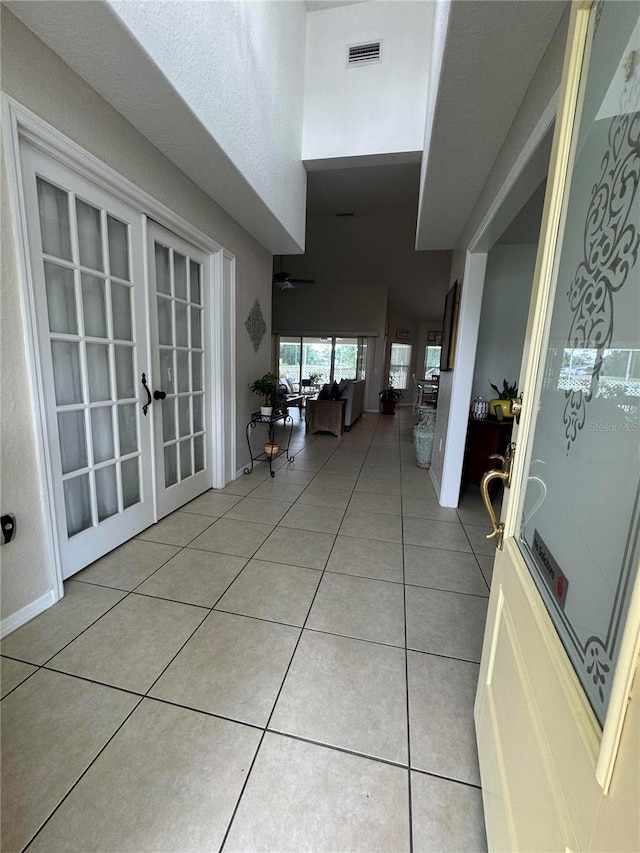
xmin=147 ymin=222 xmax=212 ymax=518
xmin=21 ymin=144 xmax=154 ymax=577
xmin=475 ymin=2 xmax=640 ymax=849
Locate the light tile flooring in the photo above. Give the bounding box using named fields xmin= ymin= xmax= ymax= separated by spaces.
xmin=1 ymin=408 xmax=496 ymax=852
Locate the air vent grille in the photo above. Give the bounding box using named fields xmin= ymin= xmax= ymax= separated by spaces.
xmin=348 ymin=41 xmax=381 ymax=66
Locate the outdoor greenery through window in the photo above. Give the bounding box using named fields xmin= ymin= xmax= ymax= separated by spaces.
xmin=389 ymin=343 xmax=412 ymax=390
xmin=424 ymin=346 xmax=441 ymax=378
xmin=279 ymin=336 xmax=366 ymax=391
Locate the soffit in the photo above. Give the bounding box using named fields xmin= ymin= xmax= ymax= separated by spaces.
xmin=416 ymin=0 xmax=567 ymax=250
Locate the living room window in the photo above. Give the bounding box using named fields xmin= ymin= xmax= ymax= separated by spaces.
xmin=389 ymin=343 xmax=412 ymax=390
xmin=278 ymin=336 xmax=365 ymax=390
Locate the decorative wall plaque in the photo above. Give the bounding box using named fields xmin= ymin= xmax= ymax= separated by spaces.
xmin=245 ymin=298 xmax=266 ymax=352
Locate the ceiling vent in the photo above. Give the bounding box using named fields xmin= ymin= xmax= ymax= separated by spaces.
xmin=347 ymin=41 xmax=382 ymax=67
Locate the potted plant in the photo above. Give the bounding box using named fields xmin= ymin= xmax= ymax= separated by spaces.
xmin=488 ymin=379 xmax=518 ymax=419
xmin=249 ymin=372 xmax=280 ymax=418
xmin=379 ymin=385 xmax=403 ymax=415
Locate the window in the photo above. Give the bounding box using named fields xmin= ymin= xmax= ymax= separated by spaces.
xmin=389 ymin=343 xmax=412 ymax=390
xmin=278 ymin=336 xmax=367 ymax=387
xmin=424 ymin=346 xmax=441 ymax=378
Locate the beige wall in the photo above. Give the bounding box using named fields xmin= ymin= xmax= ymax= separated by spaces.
xmin=0 ymin=9 xmax=272 ymax=626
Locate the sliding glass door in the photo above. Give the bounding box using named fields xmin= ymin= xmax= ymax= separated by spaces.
xmin=278 ymin=335 xmax=365 ymax=389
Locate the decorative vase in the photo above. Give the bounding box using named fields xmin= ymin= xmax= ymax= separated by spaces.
xmin=260 ymin=406 xmax=273 ymax=420
xmin=413 ymin=411 xmax=436 ymax=468
xmin=471 ymin=396 xmax=489 ymax=420
xmin=264 ymin=442 xmax=280 ymax=458
xmin=488 ymin=398 xmax=513 ymax=419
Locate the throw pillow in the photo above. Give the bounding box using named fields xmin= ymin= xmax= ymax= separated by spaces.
xmin=330 ymin=380 xmax=340 ymax=400
xmin=338 ymin=379 xmax=349 ymax=397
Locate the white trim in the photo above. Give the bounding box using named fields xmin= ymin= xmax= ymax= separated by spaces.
xmin=469 ymin=90 xmax=560 ymax=252
xmin=1 ymin=589 xmax=57 ymax=639
xmin=2 ymin=98 xmax=64 ymax=604
xmin=3 ymin=96 xmax=226 ymax=257
xmin=222 ymin=252 xmax=237 ymax=485
xmin=439 ymin=90 xmax=558 ymax=506
xmin=597 ymin=568 xmax=640 ymax=791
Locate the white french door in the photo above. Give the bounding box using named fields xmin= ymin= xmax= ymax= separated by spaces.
xmin=147 ymin=222 xmax=212 ymax=518
xmin=21 ymin=144 xmax=154 ymax=578
xmin=475 ymin=2 xmax=640 ymax=850
xmin=20 ymin=145 xmax=215 ymax=579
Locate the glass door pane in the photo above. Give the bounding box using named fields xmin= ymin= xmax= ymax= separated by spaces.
xmin=149 ymin=224 xmax=210 ymax=517
xmin=333 ymin=337 xmax=358 ymax=381
xmin=302 ymin=337 xmax=332 ymax=387
xmin=279 ymin=336 xmax=302 ymax=391
xmin=35 ymin=178 xmax=143 ymax=540
xmin=517 ymin=1 xmax=640 ymax=725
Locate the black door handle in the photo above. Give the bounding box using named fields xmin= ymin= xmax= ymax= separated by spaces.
xmin=141 ymin=373 xmax=152 ymax=416
xmin=153 ymin=390 xmax=167 ymax=401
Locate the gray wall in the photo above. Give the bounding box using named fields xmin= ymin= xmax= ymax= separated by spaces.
xmin=471 ymin=244 xmax=538 ymax=403
xmin=1 ymin=9 xmax=273 ymax=625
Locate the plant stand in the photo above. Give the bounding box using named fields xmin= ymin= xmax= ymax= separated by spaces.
xmin=244 ymin=411 xmax=295 ymax=477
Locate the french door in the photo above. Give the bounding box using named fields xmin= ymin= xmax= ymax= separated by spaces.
xmin=475 ymin=2 xmax=639 ymax=850
xmin=147 ymin=222 xmax=211 ymax=519
xmin=20 ymin=145 xmax=213 ymax=579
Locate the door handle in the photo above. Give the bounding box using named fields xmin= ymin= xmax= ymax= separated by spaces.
xmin=480 ymin=442 xmax=516 ymax=550
xmin=141 ymin=373 xmax=152 ymax=416
xmin=153 ymin=390 xmax=167 ymax=401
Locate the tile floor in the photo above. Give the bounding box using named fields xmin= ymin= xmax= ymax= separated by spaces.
xmin=1 ymin=408 xmax=495 ymax=852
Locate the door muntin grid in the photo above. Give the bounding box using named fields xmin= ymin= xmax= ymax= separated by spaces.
xmin=154 ymin=242 xmax=206 ymax=488
xmin=36 ymin=176 xmax=142 ymax=538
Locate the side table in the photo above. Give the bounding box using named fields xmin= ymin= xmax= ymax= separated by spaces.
xmin=244 ymin=411 xmax=295 ymax=478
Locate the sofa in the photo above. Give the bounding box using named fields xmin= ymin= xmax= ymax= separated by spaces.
xmin=340 ymin=379 xmax=365 ymax=429
xmin=306 ymin=379 xmax=365 ymax=435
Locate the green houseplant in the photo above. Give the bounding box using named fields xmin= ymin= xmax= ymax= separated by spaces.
xmin=249 ymin=373 xmax=280 ymax=418
xmin=488 ymin=379 xmax=518 ymax=419
xmin=379 ymin=385 xmax=403 ymax=415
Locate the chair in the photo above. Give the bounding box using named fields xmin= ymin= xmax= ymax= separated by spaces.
xmin=412 ymin=373 xmax=425 ymax=410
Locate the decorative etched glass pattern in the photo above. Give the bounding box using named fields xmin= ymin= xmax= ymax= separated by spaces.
xmin=36 ymin=178 xmax=141 ymax=538
xmin=518 ymin=3 xmax=640 ymax=725
xmin=245 ymin=298 xmax=266 ymax=352
xmin=154 ymin=242 xmax=205 ymax=488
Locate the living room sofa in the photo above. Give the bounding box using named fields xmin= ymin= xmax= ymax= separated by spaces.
xmin=306 ymin=379 xmax=365 ymax=435
xmin=340 ymin=379 xmax=365 ymax=429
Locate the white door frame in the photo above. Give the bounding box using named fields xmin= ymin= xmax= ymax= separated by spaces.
xmin=3 ymin=95 xmax=236 ymax=615
xmin=438 ymin=93 xmax=560 ymax=507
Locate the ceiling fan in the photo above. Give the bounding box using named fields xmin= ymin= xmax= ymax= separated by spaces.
xmin=273 ymin=256 xmax=316 ymax=290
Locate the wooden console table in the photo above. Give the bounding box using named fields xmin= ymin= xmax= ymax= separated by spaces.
xmin=463 ymin=418 xmax=513 ymax=488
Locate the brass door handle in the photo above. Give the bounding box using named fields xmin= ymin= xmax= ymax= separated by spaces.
xmin=480 ymin=443 xmax=516 ymax=550
xmin=481 ymin=468 xmax=509 ymax=549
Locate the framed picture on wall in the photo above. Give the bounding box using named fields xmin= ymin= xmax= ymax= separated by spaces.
xmin=440 ymin=280 xmax=461 ymax=371
xmin=428 ymin=331 xmax=442 ymax=345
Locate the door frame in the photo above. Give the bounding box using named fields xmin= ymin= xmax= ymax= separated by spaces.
xmin=3 ymin=95 xmax=236 ymax=615
xmin=437 ymin=90 xmax=560 ymax=507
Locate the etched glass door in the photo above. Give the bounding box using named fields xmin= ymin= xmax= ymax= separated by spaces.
xmin=517 ymin=1 xmax=639 ymax=725
xmin=21 ymin=145 xmax=154 ymax=578
xmin=148 ymin=222 xmax=211 ymax=518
